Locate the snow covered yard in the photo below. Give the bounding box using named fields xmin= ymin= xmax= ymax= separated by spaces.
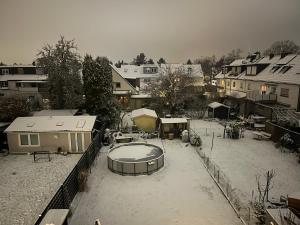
xmin=69 ymin=139 xmax=241 ymax=225
xmin=0 ymin=153 xmax=81 ymax=225
xmin=190 ymin=119 xmax=300 ymax=204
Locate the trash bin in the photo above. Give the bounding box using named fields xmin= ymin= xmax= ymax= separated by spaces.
xmin=168 ymin=133 xmax=174 ymax=140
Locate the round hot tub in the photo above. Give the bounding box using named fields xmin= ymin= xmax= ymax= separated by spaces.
xmin=107 ymin=143 xmax=164 ymax=176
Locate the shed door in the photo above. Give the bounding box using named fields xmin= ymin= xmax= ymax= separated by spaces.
xmin=69 ymin=133 xmax=84 ymax=152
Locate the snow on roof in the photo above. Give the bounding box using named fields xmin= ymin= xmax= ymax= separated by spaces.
xmin=0 ymin=74 xmax=48 ymax=81
xmin=160 ymin=118 xmax=188 ymax=124
xmin=113 ymin=64 xmax=160 ymax=79
xmin=208 ymin=102 xmax=230 ymax=109
xmin=131 ymin=108 xmax=157 ymax=118
xmin=0 ymin=64 xmax=37 ymax=68
xmin=239 ymin=54 xmax=300 ymax=85
xmin=32 ymin=109 xmax=79 ymax=117
xmin=229 ymin=59 xmax=248 ymax=66
xmin=5 ymin=116 xmax=96 ymax=133
xmin=160 ymin=63 xmax=203 ymax=78
xmin=226 ymin=91 xmax=246 ymax=99
xmin=131 ymin=94 xmax=152 ymax=98
xmin=113 ymin=90 xmax=132 ymax=95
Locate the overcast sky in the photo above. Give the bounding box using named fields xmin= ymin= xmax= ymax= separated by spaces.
xmin=0 ymin=0 xmax=299 ymax=64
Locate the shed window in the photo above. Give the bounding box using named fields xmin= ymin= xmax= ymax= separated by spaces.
xmin=19 ymin=133 xmax=39 ymax=146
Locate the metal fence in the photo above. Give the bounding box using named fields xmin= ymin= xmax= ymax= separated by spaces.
xmin=33 ymin=131 xmax=103 ymax=225
xmin=196 ymin=149 xmax=254 ymax=225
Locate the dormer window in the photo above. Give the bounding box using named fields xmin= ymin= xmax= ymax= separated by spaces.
xmin=270 ymin=65 xmax=281 ymax=73
xmin=246 ymin=66 xmax=257 ymax=75
xmin=187 ymin=67 xmax=192 ymax=75
xmin=278 ymin=65 xmax=292 ymax=74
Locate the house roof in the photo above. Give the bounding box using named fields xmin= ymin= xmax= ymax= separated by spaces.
xmin=32 ymin=109 xmax=78 ymax=117
xmin=208 ymin=102 xmax=230 ymax=109
xmin=160 ymin=118 xmax=188 ymax=124
xmin=112 ymin=64 xmax=160 ymax=79
xmin=131 ymin=108 xmax=157 ymax=118
xmin=5 ymin=116 xmax=96 ymax=133
xmin=160 ymin=63 xmax=203 ymax=78
xmin=0 ymin=74 xmax=48 ymax=82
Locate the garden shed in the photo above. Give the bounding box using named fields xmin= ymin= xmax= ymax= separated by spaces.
xmin=159 ymin=118 xmax=188 ymax=139
xmin=131 ymin=108 xmax=158 ymax=132
xmin=4 ymin=116 xmax=96 ymax=153
xmin=208 ymin=102 xmax=230 ymax=119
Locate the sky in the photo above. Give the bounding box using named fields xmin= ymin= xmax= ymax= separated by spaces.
xmin=0 ymin=0 xmax=299 ymax=64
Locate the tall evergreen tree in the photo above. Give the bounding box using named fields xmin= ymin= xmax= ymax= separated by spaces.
xmin=82 ymin=55 xmax=120 ymax=128
xmin=147 ymin=58 xmax=154 ymax=64
xmin=37 ymin=36 xmax=83 ymax=109
xmin=186 ymin=59 xmax=192 ymax=65
xmin=133 ymin=53 xmax=147 ymax=65
xmin=157 ymin=58 xmax=166 ymax=65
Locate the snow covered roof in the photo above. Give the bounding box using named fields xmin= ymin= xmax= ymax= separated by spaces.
xmin=160 ymin=63 xmax=203 ymax=78
xmin=131 ymin=94 xmax=152 ymax=98
xmin=113 ymin=90 xmax=132 ymax=95
xmin=5 ymin=116 xmax=96 ymax=133
xmin=160 ymin=118 xmax=188 ymax=124
xmin=112 ymin=64 xmax=160 ymax=79
xmin=0 ymin=74 xmax=48 ymax=82
xmin=208 ymin=102 xmax=230 ymax=109
xmin=0 ymin=64 xmax=37 ymax=68
xmin=131 ymin=108 xmax=157 ymax=118
xmin=32 ymin=109 xmax=79 ymax=117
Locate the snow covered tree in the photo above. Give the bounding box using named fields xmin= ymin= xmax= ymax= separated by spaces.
xmin=264 ymin=40 xmax=300 ymax=55
xmin=36 ymin=36 xmax=83 ymax=109
xmin=150 ymin=66 xmax=194 ymax=114
xmin=82 ymin=55 xmax=121 ymax=128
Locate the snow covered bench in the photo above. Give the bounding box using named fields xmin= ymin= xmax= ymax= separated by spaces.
xmin=252 ymin=131 xmax=271 ymax=140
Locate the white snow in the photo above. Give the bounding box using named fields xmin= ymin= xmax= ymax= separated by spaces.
xmin=109 ymin=144 xmax=161 ymax=161
xmin=190 ymin=119 xmax=300 ymax=204
xmin=0 ymin=154 xmax=81 ymax=225
xmin=69 ymin=139 xmax=241 ymax=225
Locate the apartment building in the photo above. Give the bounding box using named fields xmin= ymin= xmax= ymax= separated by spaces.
xmin=0 ymin=65 xmax=48 ymax=103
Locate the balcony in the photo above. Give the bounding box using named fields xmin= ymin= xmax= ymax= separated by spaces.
xmin=246 ymin=90 xmax=277 ymax=103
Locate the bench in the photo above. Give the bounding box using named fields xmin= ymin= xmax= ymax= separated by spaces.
xmin=252 ymin=131 xmax=271 ymax=140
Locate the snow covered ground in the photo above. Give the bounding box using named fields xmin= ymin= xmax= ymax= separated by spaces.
xmin=190 ymin=119 xmax=300 ymax=204
xmin=0 ymin=154 xmax=81 ymax=225
xmin=69 ymin=139 xmax=241 ymax=225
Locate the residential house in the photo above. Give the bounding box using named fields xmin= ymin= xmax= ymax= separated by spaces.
xmin=0 ymin=65 xmax=48 ymax=103
xmin=112 ymin=63 xmax=204 ymax=109
xmin=4 ymin=116 xmax=96 ymax=153
xmin=215 ymin=53 xmax=300 ymax=121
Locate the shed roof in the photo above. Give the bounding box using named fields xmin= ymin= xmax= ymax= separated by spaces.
xmin=32 ymin=109 xmax=78 ymax=117
xmin=208 ymin=102 xmax=230 ymax=109
xmin=5 ymin=116 xmax=96 ymax=133
xmin=160 ymin=118 xmax=188 ymax=124
xmin=131 ymin=108 xmax=158 ymax=118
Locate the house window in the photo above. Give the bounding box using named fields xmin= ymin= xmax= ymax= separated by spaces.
xmin=227 ymin=81 xmax=230 ymax=87
xmin=233 ymin=82 xmax=236 ymax=87
xmin=2 ymin=69 xmax=9 ymax=75
xmin=251 ymin=66 xmax=257 ymax=75
xmin=246 ymin=66 xmax=251 ymax=75
xmin=116 ymin=82 xmax=121 ymax=88
xmin=240 ymin=82 xmax=243 ymax=89
xmin=19 ymin=133 xmax=40 ymax=146
xmin=0 ymin=81 xmax=8 ymax=88
xmin=247 ymin=83 xmax=251 ymax=90
xmin=280 ymin=88 xmax=289 ymax=98
xmin=261 ymin=85 xmax=267 ymax=94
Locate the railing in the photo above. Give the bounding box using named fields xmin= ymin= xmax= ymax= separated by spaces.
xmin=33 ymin=130 xmax=103 ymax=225
xmin=246 ymin=91 xmax=277 ymax=102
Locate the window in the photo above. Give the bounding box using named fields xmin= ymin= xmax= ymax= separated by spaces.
xmin=246 ymin=66 xmax=251 ymax=75
xmin=279 ymin=65 xmax=292 ymax=74
xmin=251 ymin=66 xmax=257 ymax=75
xmin=246 ymin=66 xmax=257 ymax=75
xmin=187 ymin=67 xmax=192 ymax=75
xmin=233 ymin=82 xmax=236 ymax=87
xmin=227 ymin=81 xmax=230 ymax=87
xmin=116 ymin=82 xmax=121 ymax=88
xmin=280 ymin=88 xmax=289 ymax=98
xmin=19 ymin=133 xmax=40 ymax=146
xmin=270 ymin=65 xmax=281 ymax=73
xmin=1 ymin=69 xmax=9 ymax=75
xmin=247 ymin=83 xmax=251 ymax=90
xmin=261 ymin=85 xmax=267 ymax=94
xmin=237 ymin=67 xmax=241 ymax=74
xmin=0 ymin=81 xmax=8 ymax=88
xmin=240 ymin=82 xmax=243 ymax=89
